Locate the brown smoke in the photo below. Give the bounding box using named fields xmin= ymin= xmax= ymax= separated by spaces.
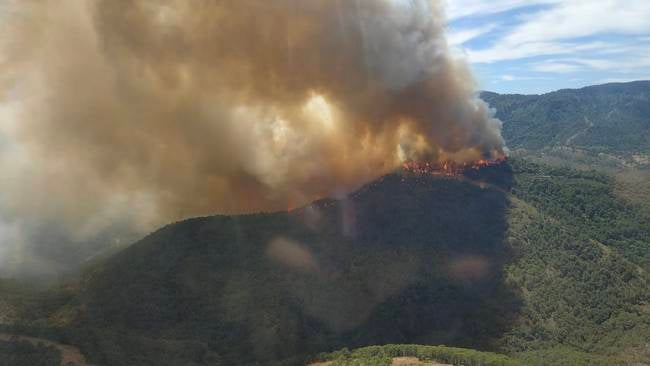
xmin=0 ymin=0 xmax=504 ymax=271
xmin=267 ymin=237 xmax=320 ymax=274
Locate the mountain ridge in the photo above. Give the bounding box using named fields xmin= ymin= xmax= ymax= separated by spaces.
xmin=481 ymin=80 xmax=650 ymax=156
xmin=0 ymin=159 xmax=642 ymax=365
xmin=483 ymin=80 xmax=650 ymax=97
xmin=2 ymin=80 xmax=650 ymax=366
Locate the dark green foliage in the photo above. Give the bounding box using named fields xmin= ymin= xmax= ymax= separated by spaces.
xmin=318 ymin=344 xmax=522 ymax=366
xmin=481 ymin=81 xmax=650 ymax=154
xmin=3 ymin=159 xmax=649 ymax=365
xmin=510 ymin=158 xmax=650 ymax=270
xmin=0 ymin=338 xmax=60 ymax=366
xmin=2 ymin=81 xmax=650 ymax=365
xmin=502 ymin=158 xmax=650 ymax=364
xmin=74 ymin=171 xmax=518 ymax=365
xmin=0 ymin=278 xmax=77 ymax=325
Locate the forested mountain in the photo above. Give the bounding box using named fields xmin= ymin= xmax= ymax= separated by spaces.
xmin=0 ymin=338 xmax=61 ymax=366
xmin=481 ymin=81 xmax=650 ymax=157
xmin=314 ymin=344 xmax=523 ymax=366
xmin=2 ymin=159 xmax=649 ymax=366
xmin=2 ymin=81 xmax=650 ymax=366
xmin=75 ymin=164 xmax=518 ymax=365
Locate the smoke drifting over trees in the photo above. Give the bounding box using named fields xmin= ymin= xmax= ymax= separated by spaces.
xmin=0 ymin=0 xmax=504 ymax=277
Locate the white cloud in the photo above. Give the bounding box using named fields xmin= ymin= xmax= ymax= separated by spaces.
xmin=533 ymin=61 xmax=581 ymax=73
xmin=464 ymin=1 xmax=650 ymax=63
xmin=533 ymin=54 xmax=650 ymax=73
xmin=467 ymin=42 xmax=563 ymax=63
xmin=466 ymin=40 xmax=607 ymax=63
xmin=503 ymin=0 xmax=650 ymax=45
xmin=447 ymin=23 xmax=498 ymax=46
xmin=447 ymin=1 xmax=650 ymax=93
xmin=575 ymin=56 xmax=650 ymax=71
xmin=445 ymin=0 xmax=560 ymax=21
xmin=499 ymin=74 xmax=550 ymax=81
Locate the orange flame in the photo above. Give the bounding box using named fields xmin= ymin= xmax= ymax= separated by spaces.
xmin=401 ymin=157 xmax=506 ymax=177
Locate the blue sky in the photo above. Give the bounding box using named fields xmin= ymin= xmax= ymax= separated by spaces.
xmin=445 ymin=0 xmax=650 ymax=94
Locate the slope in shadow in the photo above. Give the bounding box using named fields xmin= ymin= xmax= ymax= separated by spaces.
xmin=78 ymin=163 xmax=520 ymax=365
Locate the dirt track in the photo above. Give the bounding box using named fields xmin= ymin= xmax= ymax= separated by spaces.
xmin=0 ymin=332 xmax=92 ymax=366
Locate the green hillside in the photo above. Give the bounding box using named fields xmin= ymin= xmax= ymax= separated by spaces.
xmin=74 ymin=164 xmax=518 ymax=365
xmin=481 ymin=81 xmax=650 ymax=158
xmin=503 ymin=161 xmax=650 ymax=365
xmin=314 ymin=344 xmax=522 ymax=366
xmin=4 ymin=82 xmax=650 ymax=365
xmin=0 ymin=338 xmax=61 ymax=366
xmin=3 ymin=159 xmax=648 ymax=365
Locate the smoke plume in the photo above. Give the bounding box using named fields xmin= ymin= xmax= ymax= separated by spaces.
xmin=0 ymin=0 xmax=504 ymax=277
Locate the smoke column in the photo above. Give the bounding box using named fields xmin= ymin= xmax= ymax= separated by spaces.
xmin=0 ymin=0 xmax=505 ymax=277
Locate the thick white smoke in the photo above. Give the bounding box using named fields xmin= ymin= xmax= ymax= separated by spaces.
xmin=0 ymin=0 xmax=504 ymax=278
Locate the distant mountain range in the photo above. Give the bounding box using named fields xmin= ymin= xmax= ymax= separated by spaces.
xmin=482 ymin=81 xmax=650 ymax=157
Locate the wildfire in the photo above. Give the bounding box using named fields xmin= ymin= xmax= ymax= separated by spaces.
xmin=401 ymin=157 xmax=506 ymax=177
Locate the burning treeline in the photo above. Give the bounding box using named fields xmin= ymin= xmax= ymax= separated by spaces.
xmin=402 ymin=158 xmax=508 ymax=177
xmin=0 ymin=0 xmax=505 ymax=233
